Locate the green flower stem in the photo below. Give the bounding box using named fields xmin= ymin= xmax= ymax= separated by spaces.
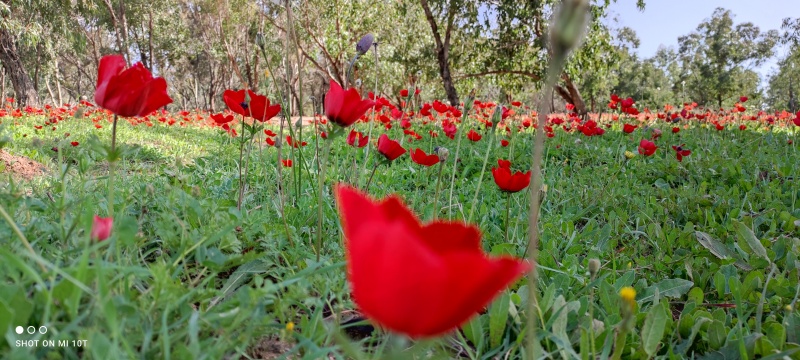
xmin=467 ymin=129 xmax=497 ymax=223
xmin=315 ymin=136 xmax=334 ymax=262
xmin=505 ymin=193 xmax=511 ymax=243
xmin=431 ymin=159 xmax=446 ymax=220
xmin=0 ymin=203 xmax=47 ymax=272
xmin=364 ymin=161 xmax=379 ymax=192
xmin=108 ymin=114 xmax=119 ymax=218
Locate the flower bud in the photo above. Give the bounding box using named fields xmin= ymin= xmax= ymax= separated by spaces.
xmin=588 ymin=258 xmax=601 ymax=276
xmin=356 ymin=34 xmax=374 ymax=56
xmin=624 ymin=150 xmax=636 ymax=159
xmin=550 ymin=0 xmax=591 ymax=58
xmin=256 ymin=32 xmax=266 ymax=52
xmin=434 ymin=146 xmax=449 ymax=162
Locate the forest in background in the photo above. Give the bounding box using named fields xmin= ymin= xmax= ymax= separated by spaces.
xmin=1 ymin=0 xmax=799 ymax=114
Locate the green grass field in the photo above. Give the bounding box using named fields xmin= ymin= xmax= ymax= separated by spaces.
xmin=2 ymin=112 xmax=800 ymax=359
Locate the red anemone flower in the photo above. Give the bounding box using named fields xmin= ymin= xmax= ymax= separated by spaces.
xmin=94 ymin=55 xmax=173 ymax=117
xmin=91 ymin=215 xmax=114 ymax=242
xmin=286 ymin=135 xmax=307 ymax=148
xmin=281 ymin=159 xmax=293 ymax=167
xmin=211 ymin=113 xmax=234 ymax=126
xmin=223 ymin=89 xmax=281 ymax=122
xmin=638 ymin=139 xmax=657 ymax=156
xmin=467 ymin=129 xmax=482 ymax=142
xmin=497 ymin=159 xmax=511 ymax=169
xmin=410 ymin=148 xmax=440 ymax=166
xmin=347 ymin=130 xmax=369 ymax=148
xmin=376 ymin=134 xmax=406 ymax=161
xmin=622 ymin=123 xmax=637 ymax=134
xmin=672 ymin=127 xmax=680 ymax=134
xmin=334 ymin=184 xmax=529 ymax=338
xmin=500 ymin=139 xmax=509 ymax=147
xmin=325 ymin=80 xmax=376 ymax=127
xmin=739 ymin=96 xmax=748 ymax=103
xmin=671 ymin=144 xmax=692 ymax=162
xmin=491 ymin=164 xmax=531 ymax=193
xmin=70 ymin=141 xmax=79 ymax=147
xmin=264 ymin=129 xmax=277 ymax=137
xmin=265 ymin=137 xmax=276 ymax=146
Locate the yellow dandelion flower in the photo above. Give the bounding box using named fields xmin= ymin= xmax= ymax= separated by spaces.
xmin=286 ymin=322 xmax=295 ymax=332
xmin=620 ymin=286 xmax=636 ymax=303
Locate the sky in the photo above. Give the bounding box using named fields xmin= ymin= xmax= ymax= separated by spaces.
xmin=605 ymin=0 xmax=797 ymax=87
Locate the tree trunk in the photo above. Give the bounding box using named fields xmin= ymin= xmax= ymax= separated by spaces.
xmin=420 ymin=0 xmax=459 ymax=107
xmin=0 ymin=28 xmax=40 ymax=107
xmin=554 ymin=73 xmax=587 ymax=116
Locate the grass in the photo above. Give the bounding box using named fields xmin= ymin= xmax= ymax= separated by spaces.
xmin=1 ymin=111 xmax=800 ymax=359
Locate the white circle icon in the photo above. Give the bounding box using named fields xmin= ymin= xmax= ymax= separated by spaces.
xmin=15 ymin=326 xmax=23 ymax=334
xmin=39 ymin=326 xmax=47 ymax=334
xmin=26 ymin=326 xmax=35 ymax=334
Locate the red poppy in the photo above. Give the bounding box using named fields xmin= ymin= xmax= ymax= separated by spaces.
xmin=740 ymin=96 xmax=748 ymax=103
xmin=347 ymin=130 xmax=369 ymax=148
xmin=281 ymin=159 xmax=293 ymax=167
xmin=671 ymin=144 xmax=691 ymax=162
xmin=497 ymin=159 xmax=511 ymax=169
xmin=265 ymin=137 xmax=276 ymax=146
xmin=264 ymin=129 xmax=277 ymax=137
xmin=410 ymin=148 xmax=439 ymax=166
xmin=638 ymin=139 xmax=657 ymax=156
xmin=91 ymin=215 xmax=114 ymax=242
xmin=223 ymin=89 xmax=281 ymax=122
xmin=500 ymin=139 xmax=509 ymax=147
xmin=739 ymin=125 xmax=746 ymax=131
xmin=321 ymin=131 xmax=328 ymax=139
xmin=325 ymin=80 xmax=376 ymax=127
xmin=511 ymin=101 xmax=522 ymax=107
xmin=377 ymin=134 xmax=406 ymax=161
xmin=221 ymin=123 xmax=237 ymax=137
xmin=334 ymin=184 xmax=529 ymax=338
xmin=492 ymin=165 xmax=531 ymax=193
xmin=621 ymin=97 xmax=634 ymax=108
xmin=400 ymin=89 xmax=409 ymax=97
xmin=211 ymin=113 xmax=234 ymax=126
xmin=70 ymin=141 xmax=79 ymax=147
xmin=715 ymin=123 xmax=724 ymax=131
xmin=467 ymin=129 xmax=482 ymax=142
xmin=672 ymin=127 xmax=680 ymax=134
xmin=286 ymin=135 xmax=307 ymax=148
xmin=622 ymin=124 xmax=637 ymax=134
xmin=94 ymin=55 xmax=173 ymax=117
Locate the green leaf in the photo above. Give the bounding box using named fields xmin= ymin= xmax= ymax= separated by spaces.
xmin=489 ymin=291 xmax=510 ymax=349
xmin=639 ymin=278 xmax=694 ymax=303
xmin=733 ymin=220 xmax=768 ymax=261
xmin=707 ymin=320 xmax=727 ymax=350
xmin=641 ymin=302 xmax=668 ymax=356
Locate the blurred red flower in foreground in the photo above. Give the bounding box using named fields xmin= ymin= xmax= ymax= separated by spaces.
xmin=91 ymin=215 xmax=114 ymax=242
xmin=638 ymin=139 xmax=658 ymax=156
xmin=376 ymin=134 xmax=406 ymax=161
xmin=410 ymin=148 xmax=440 ymax=166
xmin=334 ymin=184 xmax=529 ymax=338
xmin=325 ymin=80 xmax=376 ymax=127
xmin=94 ymin=55 xmax=173 ymax=117
xmin=223 ymin=89 xmax=281 ymax=122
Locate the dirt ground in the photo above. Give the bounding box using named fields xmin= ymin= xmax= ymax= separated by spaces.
xmin=0 ymin=149 xmax=47 ymax=181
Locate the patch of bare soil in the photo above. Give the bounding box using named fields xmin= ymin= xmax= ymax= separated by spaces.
xmin=244 ymin=336 xmax=295 ymax=359
xmin=0 ymin=149 xmax=47 ymax=181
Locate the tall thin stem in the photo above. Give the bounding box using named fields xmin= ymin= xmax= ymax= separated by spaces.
xmin=431 ymin=160 xmax=446 ymax=220
xmin=237 ymin=116 xmax=246 ymax=210
xmin=108 ymin=114 xmax=119 ymax=218
xmin=315 ymin=137 xmax=334 ymax=261
xmin=364 ymin=162 xmax=379 ymax=192
xmin=504 ymin=193 xmax=511 ymax=243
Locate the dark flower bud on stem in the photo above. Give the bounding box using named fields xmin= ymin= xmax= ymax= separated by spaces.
xmin=356 ymin=34 xmax=375 ymax=56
